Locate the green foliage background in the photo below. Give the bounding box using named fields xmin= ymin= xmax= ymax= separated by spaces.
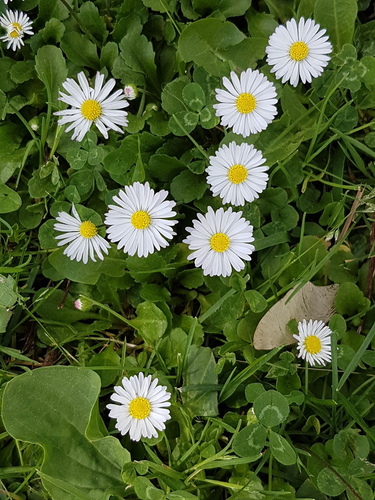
xmin=0 ymin=0 xmax=375 ymax=499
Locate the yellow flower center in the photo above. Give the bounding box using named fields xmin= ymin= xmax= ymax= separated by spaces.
xmin=235 ymin=93 xmax=256 ymax=114
xmin=79 ymin=221 xmax=97 ymax=239
xmin=289 ymin=41 xmax=309 ymax=61
xmin=304 ymin=335 xmax=322 ymax=355
xmin=228 ymin=164 xmax=248 ymax=184
xmin=81 ymin=99 xmax=102 ymax=120
xmin=131 ymin=210 xmax=151 ymax=230
xmin=210 ymin=232 xmax=230 ymax=253
xmin=9 ymin=23 xmax=22 ymax=38
xmin=129 ymin=397 xmax=151 ymax=420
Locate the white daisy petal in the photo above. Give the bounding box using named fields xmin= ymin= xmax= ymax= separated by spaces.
xmin=266 ymin=17 xmax=332 ymax=87
xmin=53 ymin=71 xmax=129 ymax=142
xmin=183 ymin=206 xmax=255 ymax=277
xmin=105 ymin=182 xmax=177 ymax=258
xmin=107 ymin=373 xmax=171 ymax=442
xmin=214 ymin=69 xmax=278 ymax=138
xmin=293 ymin=319 xmax=332 ymax=366
xmin=206 ymin=141 xmax=269 ymax=206
xmin=53 ymin=205 xmax=110 ymax=264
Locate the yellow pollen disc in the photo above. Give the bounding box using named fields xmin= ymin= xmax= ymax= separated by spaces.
xmin=235 ymin=93 xmax=256 ymax=114
xmin=9 ymin=30 xmax=20 ymax=38
xmin=129 ymin=397 xmax=151 ymax=420
xmin=12 ymin=22 xmax=22 ymax=31
xmin=131 ymin=210 xmax=151 ymax=230
xmin=289 ymin=41 xmax=309 ymax=61
xmin=304 ymin=335 xmax=322 ymax=355
xmin=228 ymin=164 xmax=248 ymax=184
xmin=210 ymin=232 xmax=230 ymax=253
xmin=81 ymin=99 xmax=102 ymax=120
xmin=79 ymin=221 xmax=97 ymax=239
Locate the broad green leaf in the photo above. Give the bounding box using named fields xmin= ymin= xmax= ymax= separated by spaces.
xmin=244 ymin=290 xmax=268 ymax=313
xmin=269 ymin=430 xmax=297 ymax=466
xmin=0 ymin=184 xmax=22 ymax=214
xmin=2 ymin=366 xmax=130 ymax=500
xmin=179 ymin=19 xmax=245 ymax=76
xmin=170 ymin=169 xmax=207 ymax=203
xmin=0 ymin=275 xmax=17 ymax=308
xmin=253 ymin=390 xmax=289 ymax=427
xmin=0 ymin=307 xmax=12 ymax=334
xmin=182 ymin=345 xmax=218 ymax=416
xmin=35 ymin=46 xmax=68 ymax=102
xmin=129 ymin=301 xmax=168 ymax=346
xmin=317 ymin=467 xmax=346 ymax=496
xmin=134 ymin=477 xmax=165 ymax=500
xmin=334 ymin=282 xmax=370 ymax=316
xmin=161 ymin=77 xmax=190 ymax=115
xmin=78 ymin=2 xmax=107 ymax=44
xmin=141 ymin=0 xmax=177 ymax=13
xmin=314 ymin=0 xmax=358 ymax=52
xmin=38 ymin=0 xmax=70 ymax=23
xmin=169 ymin=111 xmax=199 ymax=136
xmin=119 ymin=28 xmax=159 ymax=92
xmin=233 ymin=423 xmax=267 ymax=457
xmin=61 ymin=32 xmax=100 ymax=70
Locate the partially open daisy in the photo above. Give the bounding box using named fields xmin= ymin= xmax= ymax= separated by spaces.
xmin=213 ymin=69 xmax=278 ymax=138
xmin=183 ymin=206 xmax=255 ymax=277
xmin=54 ymin=72 xmax=129 ymax=142
xmin=105 ymin=182 xmax=177 ymax=258
xmin=0 ymin=10 xmax=33 ymax=51
xmin=206 ymin=142 xmax=269 ymax=206
xmin=293 ymin=319 xmax=332 ymax=366
xmin=54 ymin=205 xmax=110 ymax=264
xmin=266 ymin=18 xmax=332 ymax=87
xmin=107 ymin=373 xmax=171 ymax=441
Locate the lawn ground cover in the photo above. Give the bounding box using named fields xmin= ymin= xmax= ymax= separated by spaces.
xmin=0 ymin=0 xmax=375 ymax=499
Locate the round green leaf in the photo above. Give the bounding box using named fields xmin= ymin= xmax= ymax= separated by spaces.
xmin=169 ymin=111 xmax=199 ymax=136
xmin=269 ymin=430 xmax=297 ymax=465
xmin=0 ymin=184 xmax=22 ymax=214
xmin=253 ymin=390 xmax=289 ymax=427
xmin=232 ymin=423 xmax=267 ymax=457
xmin=182 ymin=83 xmax=206 ymax=112
xmin=317 ymin=467 xmax=346 ymax=496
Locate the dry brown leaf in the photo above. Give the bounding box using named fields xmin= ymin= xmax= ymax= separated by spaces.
xmin=253 ymin=282 xmax=339 ymax=350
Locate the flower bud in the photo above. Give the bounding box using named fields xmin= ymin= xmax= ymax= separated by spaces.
xmin=123 ymin=84 xmax=138 ymax=100
xmin=74 ymin=295 xmax=93 ymax=311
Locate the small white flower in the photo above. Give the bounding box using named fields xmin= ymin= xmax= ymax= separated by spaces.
xmin=107 ymin=372 xmax=171 ymax=441
xmin=123 ymin=84 xmax=138 ymax=100
xmin=213 ymin=69 xmax=278 ymax=138
xmin=54 ymin=205 xmax=110 ymax=264
xmin=266 ymin=17 xmax=332 ymax=87
xmin=293 ymin=319 xmax=332 ymax=366
xmin=206 ymin=141 xmax=269 ymax=206
xmin=0 ymin=9 xmax=33 ymax=51
xmin=105 ymin=182 xmax=178 ymax=258
xmin=54 ymin=72 xmax=129 ymax=142
xmin=183 ymin=206 xmax=255 ymax=277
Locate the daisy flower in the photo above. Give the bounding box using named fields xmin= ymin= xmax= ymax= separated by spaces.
xmin=183 ymin=206 xmax=255 ymax=277
xmin=54 ymin=205 xmax=110 ymax=264
xmin=213 ymin=69 xmax=278 ymax=138
xmin=293 ymin=319 xmax=332 ymax=366
xmin=0 ymin=10 xmax=33 ymax=51
xmin=266 ymin=17 xmax=332 ymax=87
xmin=107 ymin=373 xmax=171 ymax=441
xmin=206 ymin=141 xmax=269 ymax=206
xmin=105 ymin=182 xmax=178 ymax=258
xmin=54 ymin=72 xmax=129 ymax=142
